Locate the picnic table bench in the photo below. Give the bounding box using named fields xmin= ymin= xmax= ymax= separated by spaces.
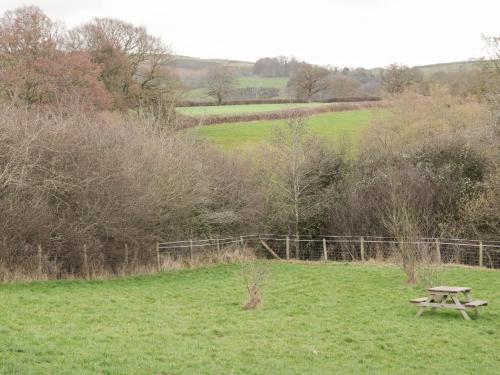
xmin=410 ymin=286 xmax=488 ymax=320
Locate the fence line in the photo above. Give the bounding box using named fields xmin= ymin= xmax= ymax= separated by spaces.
xmin=158 ymin=235 xmax=500 ymax=269
xmin=1 ymin=235 xmax=499 ymax=281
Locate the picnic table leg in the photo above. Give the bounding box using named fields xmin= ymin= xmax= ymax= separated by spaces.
xmin=464 ymin=292 xmax=480 ymax=317
xmin=417 ymin=295 xmax=434 ymax=317
xmin=416 ymin=305 xmax=425 ymax=317
xmin=451 ymin=295 xmax=471 ymax=320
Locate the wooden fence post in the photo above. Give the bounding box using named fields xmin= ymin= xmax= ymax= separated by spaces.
xmin=124 ymin=243 xmax=129 ymax=268
xmin=156 ymin=241 xmax=161 ymax=272
xmin=37 ymin=243 xmax=42 ymax=274
xmin=360 ymin=237 xmax=365 ymax=262
xmin=479 ymin=241 xmax=483 ymax=268
xmin=240 ymin=236 xmax=244 ymax=248
xmin=133 ymin=247 xmax=138 ymax=268
xmin=216 ymin=237 xmax=221 ymax=255
xmin=83 ymin=244 xmax=89 ymax=279
xmin=323 ymin=238 xmax=328 ymax=262
xmin=189 ymin=239 xmax=194 ymax=263
xmin=435 ymin=238 xmax=441 ymax=263
xmin=295 ymin=236 xmax=300 ymax=260
xmin=286 ymin=236 xmax=290 ymax=261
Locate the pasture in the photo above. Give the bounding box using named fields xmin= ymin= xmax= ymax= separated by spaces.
xmin=195 ymin=109 xmax=379 ymax=149
xmin=0 ymin=262 xmax=498 ymax=374
xmin=177 ymin=102 xmax=326 ymax=117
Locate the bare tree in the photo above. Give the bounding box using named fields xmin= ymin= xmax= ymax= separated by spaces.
xmin=381 ymin=63 xmax=421 ymax=95
xmin=259 ymin=115 xmax=345 ymax=258
xmin=325 ymin=74 xmax=361 ymax=98
xmin=0 ymin=6 xmax=109 ymax=108
xmin=481 ymin=34 xmax=500 ymax=125
xmin=287 ymin=64 xmax=329 ymax=101
xmin=206 ymin=64 xmax=234 ymax=104
xmin=68 ymin=18 xmax=174 ymax=110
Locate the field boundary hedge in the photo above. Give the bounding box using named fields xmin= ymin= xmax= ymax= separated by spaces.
xmin=178 ymin=100 xmax=390 ymax=127
xmin=177 ymin=96 xmax=382 ymax=107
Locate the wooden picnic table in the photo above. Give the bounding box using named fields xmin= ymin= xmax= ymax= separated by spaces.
xmin=411 ymin=286 xmax=488 ymax=320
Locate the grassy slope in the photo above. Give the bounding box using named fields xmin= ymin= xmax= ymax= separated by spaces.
xmin=195 ymin=109 xmax=378 ymax=150
xmin=177 ymin=102 xmax=325 ymax=117
xmin=233 ymin=76 xmax=289 ymax=89
xmin=184 ymin=76 xmax=289 ymax=101
xmin=0 ymin=263 xmax=498 ymax=374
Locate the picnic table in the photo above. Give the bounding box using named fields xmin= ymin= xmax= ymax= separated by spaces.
xmin=410 ymin=286 xmax=488 ymax=320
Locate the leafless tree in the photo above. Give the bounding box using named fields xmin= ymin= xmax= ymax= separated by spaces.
xmin=68 ymin=18 xmax=174 ymax=110
xmin=259 ymin=115 xmax=345 ymax=258
xmin=0 ymin=6 xmax=109 ymax=109
xmin=381 ymin=63 xmax=421 ymax=95
xmin=481 ymin=34 xmax=500 ymax=126
xmin=287 ymin=64 xmax=329 ymax=101
xmin=206 ymin=64 xmax=234 ymax=104
xmin=324 ymin=74 xmax=361 ymax=98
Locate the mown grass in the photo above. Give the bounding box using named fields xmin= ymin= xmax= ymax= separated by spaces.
xmin=177 ymin=102 xmax=325 ymax=117
xmin=195 ymin=109 xmax=379 ymax=150
xmin=0 ymin=262 xmax=498 ymax=374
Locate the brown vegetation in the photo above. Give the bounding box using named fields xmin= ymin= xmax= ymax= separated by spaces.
xmin=0 ymin=5 xmax=498 ymax=282
xmin=177 ymin=96 xmax=382 ymax=107
xmin=287 ymin=64 xmax=330 ymax=101
xmin=178 ymin=100 xmax=389 ymax=127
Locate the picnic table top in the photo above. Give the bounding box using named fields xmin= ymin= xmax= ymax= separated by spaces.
xmin=427 ymin=286 xmax=471 ymax=293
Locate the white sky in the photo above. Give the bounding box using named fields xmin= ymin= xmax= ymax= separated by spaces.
xmin=1 ymin=0 xmax=499 ymax=68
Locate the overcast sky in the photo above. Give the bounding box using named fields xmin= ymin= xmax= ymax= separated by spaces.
xmin=1 ymin=0 xmax=499 ymax=68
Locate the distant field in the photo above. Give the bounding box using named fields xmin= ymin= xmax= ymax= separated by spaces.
xmin=184 ymin=87 xmax=211 ymax=100
xmin=416 ymin=60 xmax=482 ymax=76
xmin=184 ymin=76 xmax=289 ymax=101
xmin=0 ymin=262 xmax=498 ymax=374
xmin=196 ymin=109 xmax=380 ymax=150
xmin=178 ymin=102 xmax=325 ymax=117
xmin=234 ymin=76 xmax=288 ymax=89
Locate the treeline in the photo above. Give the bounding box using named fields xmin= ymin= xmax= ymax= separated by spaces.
xmin=253 ymin=56 xmax=302 ymax=77
xmin=0 ymin=6 xmax=179 ymax=119
xmin=251 ymin=56 xmax=488 ymax=103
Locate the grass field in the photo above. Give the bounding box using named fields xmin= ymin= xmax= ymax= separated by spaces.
xmin=195 ymin=109 xmax=379 ymax=150
xmin=183 ymin=75 xmax=288 ymax=100
xmin=0 ymin=262 xmax=498 ymax=374
xmin=178 ymin=102 xmax=325 ymax=117
xmin=234 ymin=76 xmax=289 ymax=89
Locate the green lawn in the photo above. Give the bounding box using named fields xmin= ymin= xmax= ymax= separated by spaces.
xmin=177 ymin=102 xmax=325 ymax=117
xmin=195 ymin=109 xmax=378 ymax=150
xmin=0 ymin=262 xmax=498 ymax=374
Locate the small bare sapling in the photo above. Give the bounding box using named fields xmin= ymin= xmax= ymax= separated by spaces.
xmin=241 ymin=262 xmax=269 ymax=310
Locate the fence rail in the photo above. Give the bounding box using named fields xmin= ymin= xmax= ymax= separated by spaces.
xmin=158 ymin=234 xmax=500 ymax=269
xmin=1 ymin=235 xmax=499 ymax=281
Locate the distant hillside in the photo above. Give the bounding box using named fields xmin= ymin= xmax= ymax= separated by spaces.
xmin=169 ymin=55 xmax=482 ymax=101
xmin=414 ymin=60 xmax=482 ymax=76
xmin=168 ymin=55 xmax=253 ymax=81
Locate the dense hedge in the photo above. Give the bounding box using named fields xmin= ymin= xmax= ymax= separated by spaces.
xmin=177 ymin=96 xmax=382 ymax=107
xmin=177 ymin=101 xmax=389 ymax=127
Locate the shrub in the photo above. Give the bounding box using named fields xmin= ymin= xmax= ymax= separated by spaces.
xmin=0 ymin=105 xmax=259 ymax=278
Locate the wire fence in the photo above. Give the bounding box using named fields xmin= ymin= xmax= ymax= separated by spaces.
xmin=159 ymin=234 xmax=500 ymax=269
xmin=1 ymin=234 xmax=499 ymax=281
